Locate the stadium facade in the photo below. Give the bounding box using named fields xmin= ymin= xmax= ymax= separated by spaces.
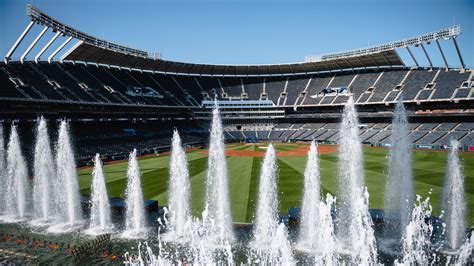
xmin=1 ymin=5 xmax=472 ymax=164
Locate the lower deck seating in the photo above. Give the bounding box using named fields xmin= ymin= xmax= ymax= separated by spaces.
xmin=224 ymin=122 xmax=474 ymax=146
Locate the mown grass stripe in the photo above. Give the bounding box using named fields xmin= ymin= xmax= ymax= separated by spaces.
xmin=228 ymin=156 xmax=254 ymax=223
xmin=245 ymin=156 xmax=262 ymax=223
xmin=278 ymin=155 xmax=334 ymax=197
xmin=78 ymin=152 xmax=195 ymax=188
xmin=232 ymin=144 xmax=254 ymax=151
xmin=151 ymin=156 xmax=208 ymax=203
xmin=277 ymin=159 xmax=305 ymax=212
xmin=78 ymin=154 xmax=208 ymax=197
xmin=76 ymin=144 xmax=474 ymax=226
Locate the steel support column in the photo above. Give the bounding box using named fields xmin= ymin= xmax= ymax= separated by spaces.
xmin=406 ymin=46 xmax=419 ymax=67
xmin=35 ymin=32 xmax=60 ymax=63
xmin=435 ymin=40 xmax=449 ymax=69
xmin=60 ymin=40 xmax=83 ymax=63
xmin=4 ymin=21 xmax=35 ymax=64
xmin=48 ymin=36 xmax=73 ymax=63
xmin=452 ymin=37 xmax=466 ymax=69
xmin=420 ymin=43 xmax=433 ymax=68
xmin=20 ymin=26 xmax=49 ymax=63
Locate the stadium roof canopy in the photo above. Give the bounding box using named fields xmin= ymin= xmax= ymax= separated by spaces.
xmin=3 ymin=4 xmax=466 ymax=77
xmin=64 ymin=43 xmax=402 ymax=76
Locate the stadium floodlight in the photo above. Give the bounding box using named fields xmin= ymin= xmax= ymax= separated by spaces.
xmin=26 ymin=4 xmax=151 ymax=59
xmin=7 ymin=4 xmax=464 ymax=74
xmin=305 ymin=25 xmax=461 ymax=63
xmin=304 ymin=55 xmax=321 ymax=62
xmin=148 ymin=52 xmax=162 ymax=60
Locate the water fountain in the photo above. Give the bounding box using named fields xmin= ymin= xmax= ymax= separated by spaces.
xmin=249 ymin=144 xmax=294 ymax=264
xmin=2 ymin=124 xmax=28 ymax=222
xmin=0 ymin=124 xmax=6 ymax=216
xmin=32 ymin=117 xmax=55 ymax=225
xmin=441 ymin=139 xmax=466 ymax=251
xmin=336 ymin=96 xmax=377 ymax=264
xmin=202 ymin=105 xmax=234 ymax=244
xmin=153 ymin=107 xmax=234 ymax=263
xmin=384 ymin=99 xmax=414 ymax=239
xmin=297 ymin=140 xmax=338 ymax=264
xmin=87 ymin=153 xmax=113 ymax=235
xmin=298 ymin=141 xmax=321 ymax=246
xmin=122 ymin=149 xmax=147 ymax=239
xmin=397 ymin=195 xmax=433 ymax=264
xmin=0 ymin=103 xmax=471 ymax=264
xmin=165 ymin=130 xmax=192 ymax=240
xmin=48 ymin=120 xmax=83 ymax=232
xmin=456 ymin=233 xmax=473 ymax=265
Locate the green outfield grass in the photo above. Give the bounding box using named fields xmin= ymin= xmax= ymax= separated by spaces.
xmin=77 ymin=143 xmax=474 ymax=226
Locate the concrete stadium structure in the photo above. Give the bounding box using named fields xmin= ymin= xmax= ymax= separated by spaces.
xmin=1 ymin=5 xmax=473 ymax=163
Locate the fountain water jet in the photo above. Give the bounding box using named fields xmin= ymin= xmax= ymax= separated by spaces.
xmin=298 ymin=141 xmax=321 ymax=244
xmin=397 ymin=195 xmax=433 ymax=264
xmin=384 ymin=99 xmax=414 ymax=239
xmin=250 ymin=144 xmax=294 ymax=264
xmin=2 ymin=124 xmax=28 ymax=222
xmin=441 ymin=139 xmax=466 ymax=250
xmin=166 ymin=130 xmax=192 ymax=240
xmin=48 ymin=120 xmax=83 ymax=232
xmin=87 ymin=154 xmax=113 ymax=235
xmin=336 ymin=96 xmax=377 ymax=264
xmin=202 ymin=104 xmax=234 ymax=244
xmin=251 ymin=144 xmax=279 ymax=247
xmin=122 ymin=149 xmax=147 ymax=238
xmin=456 ymin=233 xmax=473 ymax=265
xmin=297 ymin=140 xmax=338 ymax=264
xmin=153 ymin=126 xmax=234 ymax=263
xmin=32 ymin=117 xmax=55 ymax=225
xmin=0 ymin=124 xmax=6 ymax=216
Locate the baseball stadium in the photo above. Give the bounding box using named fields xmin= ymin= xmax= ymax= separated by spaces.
xmin=0 ymin=1 xmax=473 ymax=264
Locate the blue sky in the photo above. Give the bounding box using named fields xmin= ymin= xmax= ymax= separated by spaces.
xmin=0 ymin=0 xmax=472 ymax=68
